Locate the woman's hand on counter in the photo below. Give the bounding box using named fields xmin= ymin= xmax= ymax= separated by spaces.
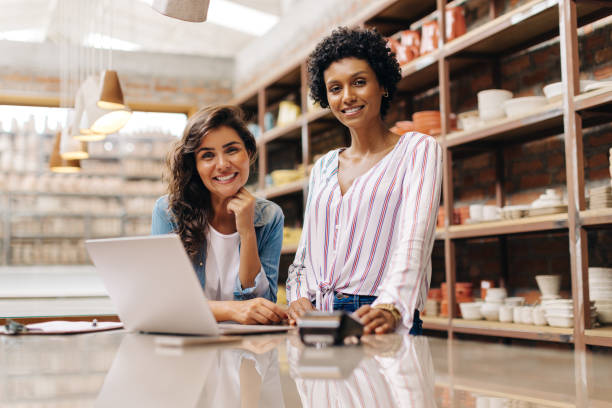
xmin=355 ymin=305 xmax=397 ymax=334
xmin=235 ymin=298 xmax=287 ymax=325
xmin=211 ymin=298 xmax=287 ymax=325
xmin=287 ymin=297 xmax=315 ymax=325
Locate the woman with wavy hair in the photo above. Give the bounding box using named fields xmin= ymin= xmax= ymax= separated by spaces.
xmin=286 ymin=27 xmax=443 ymax=335
xmin=152 ymin=105 xmax=287 ymax=324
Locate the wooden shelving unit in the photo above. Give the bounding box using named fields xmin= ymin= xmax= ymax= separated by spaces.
xmin=447 ymin=213 xmax=569 ymax=239
xmin=230 ymin=0 xmax=612 ymax=350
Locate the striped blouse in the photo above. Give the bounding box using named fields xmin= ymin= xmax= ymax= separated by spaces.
xmin=286 ymin=132 xmax=443 ymax=329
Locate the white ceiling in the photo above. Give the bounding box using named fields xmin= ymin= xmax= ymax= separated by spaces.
xmin=0 ymin=0 xmax=288 ymax=58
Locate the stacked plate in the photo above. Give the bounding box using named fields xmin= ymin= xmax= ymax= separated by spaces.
xmin=528 ymin=189 xmax=567 ymax=217
xmin=412 ymin=111 xmax=441 ymax=135
xmin=541 ymin=298 xmax=597 ymax=328
xmin=589 ymin=267 xmax=612 ymax=324
xmin=588 ymin=185 xmax=612 ymax=210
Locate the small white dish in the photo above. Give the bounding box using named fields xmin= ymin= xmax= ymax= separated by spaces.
xmin=584 ymin=81 xmax=612 ymax=92
xmin=503 ymin=96 xmax=548 ymax=118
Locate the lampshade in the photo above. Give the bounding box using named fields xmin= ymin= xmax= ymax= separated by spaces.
xmin=79 ymin=75 xmax=132 ymax=134
xmin=50 ymin=131 xmax=81 ymax=173
xmin=152 ymin=0 xmax=210 ymax=22
xmin=97 ymin=70 xmax=126 ymax=110
xmin=83 ymin=103 xmax=132 ymax=134
xmin=60 ymin=124 xmax=89 ymax=160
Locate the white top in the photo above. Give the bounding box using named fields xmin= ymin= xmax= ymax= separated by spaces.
xmin=205 ymin=227 xmax=241 ymax=301
xmin=205 ymin=226 xmax=269 ymax=300
xmin=286 ymin=132 xmax=443 ymax=329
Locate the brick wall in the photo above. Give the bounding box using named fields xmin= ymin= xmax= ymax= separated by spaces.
xmin=0 ymin=41 xmax=233 ymax=108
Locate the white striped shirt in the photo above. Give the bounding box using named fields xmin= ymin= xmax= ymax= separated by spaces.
xmin=286 ymin=132 xmax=443 ymax=329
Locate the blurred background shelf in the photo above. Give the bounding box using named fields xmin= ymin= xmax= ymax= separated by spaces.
xmin=447 ymin=213 xmax=569 ymax=239
xmin=452 ymin=318 xmax=574 ymax=343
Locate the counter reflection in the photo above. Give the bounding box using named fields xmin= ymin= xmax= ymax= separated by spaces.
xmin=95 ymin=334 xmax=284 ymax=408
xmin=287 ymin=335 xmax=437 ymax=408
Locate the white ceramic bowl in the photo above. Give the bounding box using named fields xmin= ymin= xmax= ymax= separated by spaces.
xmin=504 ymin=297 xmax=525 ymax=307
xmin=460 ymin=302 xmax=483 ymax=320
xmin=481 ymin=303 xmax=501 ymax=321
xmin=503 ymin=96 xmax=548 ymax=118
xmin=486 ymin=287 xmax=507 ymax=299
xmin=598 ymin=309 xmax=612 ymax=323
xmin=546 ymin=314 xmax=574 ymax=328
xmin=536 ymin=275 xmax=562 ymax=296
xmin=543 ymin=80 xmax=597 ymax=101
xmin=478 ymin=89 xmax=513 ymax=121
xmin=588 ymin=267 xmax=612 ymax=280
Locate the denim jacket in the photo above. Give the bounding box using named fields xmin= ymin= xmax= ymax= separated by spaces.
xmin=151 ymin=195 xmax=284 ymax=302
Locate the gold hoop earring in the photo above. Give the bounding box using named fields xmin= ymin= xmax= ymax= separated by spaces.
xmin=383 ymin=91 xmax=389 ymax=98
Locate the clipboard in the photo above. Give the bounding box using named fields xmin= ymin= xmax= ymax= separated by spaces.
xmin=0 ymin=319 xmax=123 ymax=335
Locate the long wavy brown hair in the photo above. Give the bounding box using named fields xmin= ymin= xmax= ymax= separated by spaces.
xmin=166 ymin=105 xmax=257 ymax=261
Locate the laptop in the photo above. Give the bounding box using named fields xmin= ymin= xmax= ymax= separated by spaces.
xmin=85 ymin=234 xmax=291 ymax=336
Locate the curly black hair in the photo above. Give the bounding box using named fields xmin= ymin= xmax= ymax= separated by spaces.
xmin=307 ymin=26 xmax=401 ymax=118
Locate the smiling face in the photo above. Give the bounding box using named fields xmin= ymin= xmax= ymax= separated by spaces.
xmin=195 ymin=125 xmax=251 ymax=201
xmin=323 ymin=57 xmax=385 ymax=129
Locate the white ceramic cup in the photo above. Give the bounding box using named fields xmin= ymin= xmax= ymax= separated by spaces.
xmin=469 ymin=204 xmax=484 ymax=221
xmin=499 ymin=305 xmax=514 ymax=323
xmin=478 ymin=89 xmax=513 ymax=121
xmin=483 ymin=205 xmax=500 ymax=220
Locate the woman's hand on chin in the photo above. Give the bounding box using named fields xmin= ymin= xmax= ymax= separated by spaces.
xmin=287 ymin=297 xmax=316 ymax=325
xmin=226 ymin=187 xmax=256 ymax=236
xmin=355 ymin=305 xmax=398 ymax=334
xmin=234 ymin=298 xmax=288 ymax=325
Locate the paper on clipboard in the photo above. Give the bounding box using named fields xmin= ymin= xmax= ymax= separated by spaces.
xmin=0 ymin=320 xmax=123 ymax=335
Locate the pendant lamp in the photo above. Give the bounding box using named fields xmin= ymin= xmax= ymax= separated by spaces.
xmin=71 ymin=80 xmax=108 ymax=141
xmin=97 ymin=70 xmax=126 ymax=110
xmin=60 ymin=110 xmax=89 ymax=161
xmin=80 ymin=75 xmax=132 ymax=135
xmin=50 ymin=131 xmax=81 ymax=173
xmin=152 ymin=0 xmax=210 ymax=22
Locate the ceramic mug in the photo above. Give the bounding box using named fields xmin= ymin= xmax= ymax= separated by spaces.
xmin=499 ymin=305 xmax=514 ymax=323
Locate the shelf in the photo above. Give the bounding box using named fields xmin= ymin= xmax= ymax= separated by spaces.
xmin=585 ymin=326 xmax=612 ymax=347
xmin=364 ymin=0 xmax=436 ymax=37
xmin=11 ymin=235 xmax=88 ymax=239
xmin=441 ymin=381 xmax=577 ymax=408
xmin=422 ymin=315 xmax=450 ymax=330
xmin=574 ymin=87 xmax=612 ymax=111
xmin=258 ymin=108 xmax=333 ymax=146
xmin=4 ymin=191 xmax=123 ymax=198
xmin=257 ymin=179 xmax=306 ymax=199
xmin=581 ymin=207 xmax=612 ymax=228
xmin=445 ymin=103 xmax=563 ymax=151
xmin=281 ymin=244 xmax=299 ymax=254
xmin=435 ymin=228 xmax=445 ymax=240
xmin=11 ymin=212 xmax=123 ymax=218
xmin=397 ymin=52 xmax=440 ymax=92
xmin=452 ymin=318 xmax=574 ymax=343
xmin=444 ymin=0 xmax=601 ymax=58
xmin=447 ymin=212 xmax=568 ymax=239
xmin=124 ymin=174 xmax=161 ymax=180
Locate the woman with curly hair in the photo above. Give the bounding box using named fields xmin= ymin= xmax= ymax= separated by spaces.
xmin=152 ymin=105 xmax=287 ymax=325
xmin=286 ymin=27 xmax=443 ymax=334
